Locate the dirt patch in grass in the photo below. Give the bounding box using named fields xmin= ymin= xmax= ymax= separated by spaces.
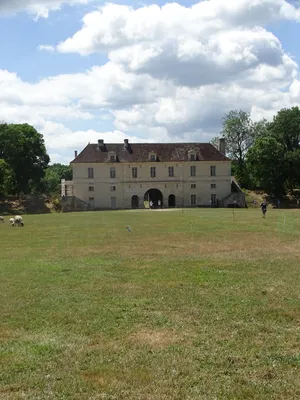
xmin=82 ymin=371 xmax=121 ymax=387
xmin=0 ymin=326 xmax=21 ymax=342
xmin=127 ymin=328 xmax=181 ymax=349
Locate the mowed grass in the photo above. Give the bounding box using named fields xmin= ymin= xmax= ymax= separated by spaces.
xmin=1 ymin=209 xmax=300 ymax=399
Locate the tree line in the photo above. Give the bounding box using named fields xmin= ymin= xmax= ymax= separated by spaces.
xmin=0 ymin=122 xmax=72 ymax=196
xmin=212 ymin=106 xmax=300 ymax=196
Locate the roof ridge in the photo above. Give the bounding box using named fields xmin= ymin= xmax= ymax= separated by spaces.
xmin=71 ymin=142 xmax=230 ymax=163
xmin=90 ymin=142 xmax=212 ymax=144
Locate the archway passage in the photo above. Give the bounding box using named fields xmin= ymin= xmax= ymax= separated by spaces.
xmin=168 ymin=194 xmax=176 ymax=208
xmin=131 ymin=195 xmax=139 ymax=209
xmin=144 ymin=188 xmax=163 ymax=209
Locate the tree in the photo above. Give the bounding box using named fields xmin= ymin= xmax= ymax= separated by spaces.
xmin=246 ymin=107 xmax=300 ymax=195
xmin=0 ymin=159 xmax=13 ymax=195
xmin=216 ymin=110 xmax=267 ymax=186
xmin=0 ymin=123 xmax=49 ymax=194
xmin=246 ymin=136 xmax=286 ymax=195
xmin=44 ymin=164 xmax=72 ymax=194
xmin=268 ymin=107 xmax=300 ymax=192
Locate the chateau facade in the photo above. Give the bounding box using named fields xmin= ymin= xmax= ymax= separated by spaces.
xmin=61 ymin=139 xmax=234 ymax=210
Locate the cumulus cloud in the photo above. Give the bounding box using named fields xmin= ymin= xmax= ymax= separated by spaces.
xmin=37 ymin=121 xmax=166 ymax=164
xmin=57 ymin=0 xmax=300 ymax=54
xmin=55 ymin=0 xmax=299 ymax=88
xmin=0 ymin=65 xmax=171 ymax=110
xmin=112 ymin=81 xmax=300 ymax=136
xmin=0 ymin=0 xmax=91 ymax=18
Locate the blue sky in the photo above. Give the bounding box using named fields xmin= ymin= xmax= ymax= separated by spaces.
xmin=0 ymin=0 xmax=300 ymax=164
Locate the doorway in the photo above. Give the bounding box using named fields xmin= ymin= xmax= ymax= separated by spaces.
xmin=168 ymin=194 xmax=176 ymax=208
xmin=144 ymin=188 xmax=163 ymax=209
xmin=131 ymin=195 xmax=139 ymax=209
xmin=111 ymin=197 xmax=117 ymax=209
xmin=88 ymin=197 xmax=95 ymax=210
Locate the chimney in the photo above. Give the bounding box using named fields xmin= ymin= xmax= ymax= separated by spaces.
xmin=124 ymin=138 xmax=129 ymax=149
xmin=74 ymin=150 xmax=78 ymax=158
xmin=218 ymin=138 xmax=225 ymax=154
xmin=98 ymin=139 xmax=105 ymax=150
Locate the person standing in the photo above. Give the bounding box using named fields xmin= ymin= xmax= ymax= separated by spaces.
xmin=260 ymin=201 xmax=267 ymax=217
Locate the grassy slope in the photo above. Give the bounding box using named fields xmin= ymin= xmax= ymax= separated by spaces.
xmin=1 ymin=209 xmax=300 ymax=399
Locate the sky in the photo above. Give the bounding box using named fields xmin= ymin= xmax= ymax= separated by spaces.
xmin=0 ymin=0 xmax=300 ymax=164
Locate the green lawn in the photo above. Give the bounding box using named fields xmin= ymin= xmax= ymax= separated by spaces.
xmin=1 ymin=209 xmax=300 ymax=399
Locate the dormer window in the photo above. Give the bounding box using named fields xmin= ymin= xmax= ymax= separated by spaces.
xmin=108 ymin=151 xmax=116 ymax=162
xmin=188 ymin=150 xmax=197 ymax=161
xmin=149 ymin=152 xmax=157 ymax=162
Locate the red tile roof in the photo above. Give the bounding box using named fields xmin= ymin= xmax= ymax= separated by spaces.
xmin=71 ymin=142 xmax=230 ymax=163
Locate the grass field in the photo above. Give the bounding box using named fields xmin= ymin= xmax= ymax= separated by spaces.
xmin=1 ymin=208 xmax=300 ymax=399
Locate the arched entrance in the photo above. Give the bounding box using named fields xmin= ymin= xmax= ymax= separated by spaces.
xmin=144 ymin=188 xmax=163 ymax=209
xmin=168 ymin=194 xmax=176 ymax=208
xmin=131 ymin=195 xmax=139 ymax=209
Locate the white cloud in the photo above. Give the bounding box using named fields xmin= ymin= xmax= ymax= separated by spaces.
xmin=38 ymin=44 xmax=55 ymax=52
xmin=57 ymin=0 xmax=300 ymax=55
xmin=0 ymin=65 xmax=171 ymax=110
xmin=42 ymin=122 xmax=146 ymax=150
xmin=39 ymin=121 xmax=156 ymax=164
xmin=0 ymin=0 xmax=92 ymax=18
xmin=55 ymin=0 xmax=299 ymax=88
xmin=112 ymin=77 xmax=300 ymax=136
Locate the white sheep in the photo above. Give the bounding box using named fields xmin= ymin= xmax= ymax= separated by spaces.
xmin=9 ymin=217 xmax=15 ymax=226
xmin=0 ymin=216 xmax=4 ymax=223
xmin=12 ymin=215 xmax=24 ymax=227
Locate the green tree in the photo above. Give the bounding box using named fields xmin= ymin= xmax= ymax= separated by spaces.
xmin=246 ymin=107 xmax=300 ymax=195
xmin=246 ymin=136 xmax=286 ymax=195
xmin=215 ymin=110 xmax=267 ymax=186
xmin=221 ymin=110 xmax=255 ymax=165
xmin=0 ymin=159 xmax=13 ymax=195
xmin=268 ymin=107 xmax=300 ymax=192
xmin=44 ymin=163 xmax=72 ymax=194
xmin=0 ymin=123 xmax=49 ymax=194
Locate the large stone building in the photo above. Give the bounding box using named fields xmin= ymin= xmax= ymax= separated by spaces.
xmin=61 ymin=138 xmax=243 ymax=210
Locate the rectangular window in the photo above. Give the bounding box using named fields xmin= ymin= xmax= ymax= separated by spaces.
xmin=191 ymin=194 xmax=196 ymax=206
xmin=88 ymin=186 xmax=94 ymax=191
xmin=110 ymin=185 xmax=116 ymax=191
xmin=211 ymin=183 xmax=216 ymax=189
xmin=191 ymin=184 xmax=196 ymax=189
xmin=132 ymin=167 xmax=138 ymax=178
xmin=168 ymin=166 xmax=174 ymax=177
xmin=210 ymin=165 xmax=216 ymax=176
xmin=110 ymin=155 xmax=115 ymax=162
xmin=150 ymin=167 xmax=156 ymax=178
xmin=190 ymin=154 xmax=196 ymax=161
xmin=110 ymin=167 xmax=116 ymax=179
xmin=150 ymin=154 xmax=156 ymax=161
xmin=190 ymin=166 xmax=196 ymax=177
xmin=211 ymin=194 xmax=217 ymax=205
xmin=88 ymin=167 xmax=94 ymax=179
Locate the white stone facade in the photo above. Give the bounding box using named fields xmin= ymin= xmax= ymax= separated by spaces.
xmin=66 ymin=156 xmax=232 ymax=210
